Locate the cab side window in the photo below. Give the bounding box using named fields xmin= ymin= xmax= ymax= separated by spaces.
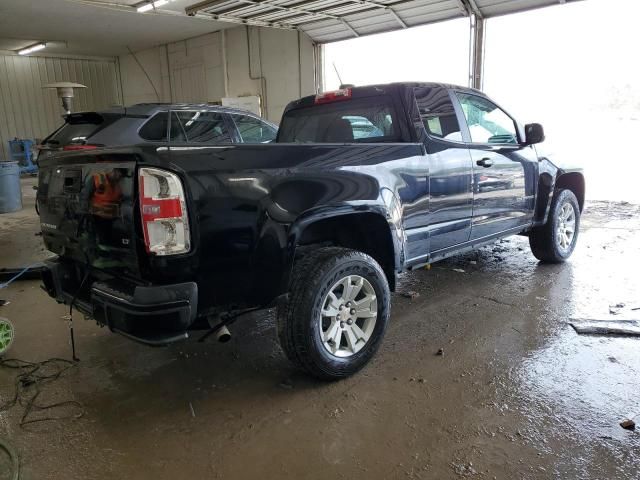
xmin=232 ymin=115 xmax=277 ymax=143
xmin=456 ymin=93 xmax=518 ymax=144
xmin=414 ymin=87 xmax=462 ymax=141
xmin=171 ymin=111 xmax=231 ymax=143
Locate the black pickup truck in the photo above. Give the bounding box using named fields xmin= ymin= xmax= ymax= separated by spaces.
xmin=38 ymin=82 xmax=585 ymax=379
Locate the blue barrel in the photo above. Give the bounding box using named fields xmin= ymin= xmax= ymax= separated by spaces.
xmin=0 ymin=162 xmax=22 ymax=213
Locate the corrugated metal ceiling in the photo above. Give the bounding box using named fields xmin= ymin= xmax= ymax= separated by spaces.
xmin=186 ymin=0 xmax=580 ymax=43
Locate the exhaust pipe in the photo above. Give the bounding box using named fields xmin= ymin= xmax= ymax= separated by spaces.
xmin=216 ymin=325 xmax=231 ymax=343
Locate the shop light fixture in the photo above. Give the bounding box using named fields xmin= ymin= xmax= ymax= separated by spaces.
xmin=137 ymin=0 xmax=169 ymax=12
xmin=18 ymin=43 xmax=46 ymax=55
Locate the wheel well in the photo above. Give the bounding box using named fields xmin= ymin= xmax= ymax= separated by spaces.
xmin=296 ymin=213 xmax=396 ymax=290
xmin=556 ymin=172 xmax=585 ymax=212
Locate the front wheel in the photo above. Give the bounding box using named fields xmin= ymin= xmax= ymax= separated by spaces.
xmin=529 ymin=188 xmax=581 ymax=263
xmin=277 ymin=247 xmax=391 ymax=380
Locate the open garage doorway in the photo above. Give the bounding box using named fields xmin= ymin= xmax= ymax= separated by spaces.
xmin=324 ymin=0 xmax=640 ymax=202
xmin=324 ymin=17 xmax=470 ymax=89
xmin=483 ymin=0 xmax=640 ymax=203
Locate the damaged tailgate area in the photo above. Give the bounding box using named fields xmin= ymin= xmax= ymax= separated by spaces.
xmin=36 ymin=150 xmax=198 ymax=344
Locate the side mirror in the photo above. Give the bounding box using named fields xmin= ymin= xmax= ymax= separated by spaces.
xmin=524 ymin=123 xmax=545 ymax=145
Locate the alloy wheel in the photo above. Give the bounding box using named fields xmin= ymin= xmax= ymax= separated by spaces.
xmin=319 ymin=275 xmax=377 ymax=358
xmin=556 ymin=202 xmax=576 ymax=251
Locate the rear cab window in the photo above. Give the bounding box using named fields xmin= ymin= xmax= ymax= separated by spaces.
xmin=413 ymin=87 xmax=462 ymax=142
xmin=278 ymin=95 xmax=398 ymax=143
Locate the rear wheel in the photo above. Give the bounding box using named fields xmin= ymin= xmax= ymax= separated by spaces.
xmin=277 ymin=247 xmax=390 ymax=380
xmin=529 ymin=189 xmax=580 ymax=263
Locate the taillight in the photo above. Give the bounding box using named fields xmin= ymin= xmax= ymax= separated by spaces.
xmin=63 ymin=144 xmax=99 ymax=151
xmin=138 ymin=167 xmax=190 ymax=256
xmin=315 ymin=88 xmax=352 ymax=104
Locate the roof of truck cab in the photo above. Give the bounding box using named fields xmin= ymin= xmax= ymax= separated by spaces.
xmin=284 ymin=82 xmax=485 ymax=113
xmin=386 ymin=82 xmax=483 ymax=94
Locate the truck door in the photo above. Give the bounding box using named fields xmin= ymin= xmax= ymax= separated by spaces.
xmin=453 ymin=92 xmax=537 ymax=240
xmin=411 ymin=87 xmax=473 ymax=256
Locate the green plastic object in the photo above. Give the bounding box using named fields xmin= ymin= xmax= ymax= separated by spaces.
xmin=0 ymin=317 xmax=14 ymax=354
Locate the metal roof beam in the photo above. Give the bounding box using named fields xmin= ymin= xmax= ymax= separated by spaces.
xmin=388 ymin=8 xmax=407 ymax=28
xmin=197 ymin=11 xmax=297 ymax=28
xmin=340 ymin=18 xmax=360 ymax=36
xmin=239 ymin=1 xmax=368 ymax=21
xmin=187 ymin=0 xmax=366 ymax=36
xmin=349 ymin=0 xmax=408 ymax=28
xmin=452 ymin=0 xmax=470 ymax=16
xmin=187 ymin=0 xmax=409 ymax=30
xmin=186 ymin=0 xmax=226 ymax=16
xmin=188 ymin=0 xmax=344 ymax=22
xmin=466 ymin=0 xmax=482 ymax=17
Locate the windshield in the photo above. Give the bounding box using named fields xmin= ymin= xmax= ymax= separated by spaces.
xmin=278 ymin=96 xmax=398 ymax=143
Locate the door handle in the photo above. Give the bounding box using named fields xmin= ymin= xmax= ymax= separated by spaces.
xmin=476 ymin=157 xmax=493 ymax=168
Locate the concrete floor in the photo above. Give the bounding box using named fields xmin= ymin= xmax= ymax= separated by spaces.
xmin=1 ymin=178 xmax=639 ymax=479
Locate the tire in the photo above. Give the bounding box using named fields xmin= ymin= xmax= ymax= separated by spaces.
xmin=529 ymin=188 xmax=580 ymax=263
xmin=277 ymin=247 xmax=391 ymax=380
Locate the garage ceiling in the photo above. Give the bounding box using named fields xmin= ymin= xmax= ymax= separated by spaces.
xmin=0 ymin=0 xmax=580 ymax=57
xmin=187 ymin=0 xmax=581 ymax=43
xmin=0 ymin=0 xmax=231 ymax=57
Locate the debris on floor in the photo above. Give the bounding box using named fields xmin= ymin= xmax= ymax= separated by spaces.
xmin=451 ymin=461 xmax=478 ymax=477
xmin=452 ymin=268 xmax=466 ymax=273
xmin=0 ymin=299 xmax=9 ymax=307
xmin=620 ymin=419 xmax=636 ymax=430
xmin=0 ymin=358 xmax=83 ymax=427
xmin=402 ymin=291 xmax=420 ymax=300
xmin=569 ymin=320 xmax=640 ymax=336
xmin=436 ymin=348 xmax=444 ymax=356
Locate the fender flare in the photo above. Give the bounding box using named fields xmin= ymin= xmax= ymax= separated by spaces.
xmin=534 ymin=162 xmax=585 ymax=226
xmin=274 ymin=204 xmax=405 ymax=296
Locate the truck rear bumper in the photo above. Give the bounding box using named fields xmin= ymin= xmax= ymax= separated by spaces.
xmin=42 ymin=258 xmax=198 ymax=346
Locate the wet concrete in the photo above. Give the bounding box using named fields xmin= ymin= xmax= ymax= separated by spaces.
xmin=1 ymin=179 xmax=639 ymax=479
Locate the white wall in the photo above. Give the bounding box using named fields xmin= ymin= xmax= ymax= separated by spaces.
xmin=118 ymin=46 xmax=170 ymax=105
xmin=118 ymin=26 xmax=317 ymax=124
xmin=169 ymin=32 xmax=225 ymax=103
xmin=0 ymin=53 xmax=120 ymax=160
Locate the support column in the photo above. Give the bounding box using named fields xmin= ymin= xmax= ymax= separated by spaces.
xmin=314 ymin=43 xmax=324 ymax=94
xmin=469 ymin=13 xmax=485 ymax=90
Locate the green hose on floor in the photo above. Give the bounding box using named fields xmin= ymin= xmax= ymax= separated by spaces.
xmin=0 ymin=436 xmax=19 ymax=480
